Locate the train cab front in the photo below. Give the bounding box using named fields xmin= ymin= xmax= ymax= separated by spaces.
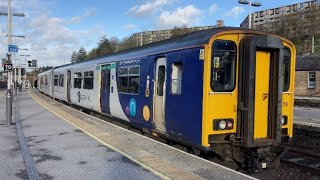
xmin=202 ymin=31 xmax=295 ymax=172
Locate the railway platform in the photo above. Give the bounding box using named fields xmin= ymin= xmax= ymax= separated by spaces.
xmin=0 ymin=89 xmax=255 ymax=180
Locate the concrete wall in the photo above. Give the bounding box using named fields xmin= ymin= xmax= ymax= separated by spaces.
xmin=295 ymin=71 xmax=320 ymax=96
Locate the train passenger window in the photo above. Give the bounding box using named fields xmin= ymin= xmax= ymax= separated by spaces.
xmin=54 ymin=75 xmax=58 ymax=86
xmin=157 ymin=66 xmax=165 ymax=96
xmin=74 ymin=72 xmax=82 ymax=89
xmin=118 ymin=66 xmax=140 ymax=94
xmin=171 ymin=62 xmax=182 ymax=95
xmin=83 ymin=71 xmax=94 ymax=90
xmin=211 ymin=40 xmax=237 ymax=92
xmin=59 ymin=74 xmax=64 ymax=87
xmin=45 ymin=76 xmax=48 ymax=85
xmin=283 ymin=47 xmax=291 ymax=91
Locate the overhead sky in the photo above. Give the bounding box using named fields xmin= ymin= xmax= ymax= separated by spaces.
xmin=0 ymin=0 xmax=308 ymax=67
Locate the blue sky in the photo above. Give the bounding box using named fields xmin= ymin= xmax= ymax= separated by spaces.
xmin=0 ymin=0 xmax=308 ymax=66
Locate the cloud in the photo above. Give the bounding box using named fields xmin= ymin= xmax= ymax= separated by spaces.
xmin=84 ymin=7 xmax=96 ymax=17
xmin=225 ymin=6 xmax=245 ymax=18
xmin=122 ymin=24 xmax=136 ymax=30
xmin=128 ymin=0 xmax=171 ymax=17
xmin=157 ymin=5 xmax=201 ymax=28
xmin=209 ymin=4 xmax=218 ymax=15
xmin=71 ymin=16 xmax=81 ymax=24
xmin=0 ymin=0 xmax=104 ymax=67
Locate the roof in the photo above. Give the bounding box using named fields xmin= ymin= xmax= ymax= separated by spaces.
xmin=50 ymin=27 xmax=291 ymax=71
xmin=296 ymin=55 xmax=320 ymax=71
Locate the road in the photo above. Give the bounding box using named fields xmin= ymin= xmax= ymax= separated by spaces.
xmin=294 ymin=106 xmax=320 ymax=125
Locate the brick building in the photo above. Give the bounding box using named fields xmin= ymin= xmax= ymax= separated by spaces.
xmin=295 ymin=55 xmax=320 ymax=96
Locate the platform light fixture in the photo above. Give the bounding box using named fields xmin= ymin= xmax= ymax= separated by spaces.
xmin=238 ymin=0 xmax=262 ymax=29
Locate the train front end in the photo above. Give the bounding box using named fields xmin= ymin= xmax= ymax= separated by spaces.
xmin=202 ymin=30 xmax=295 ymax=172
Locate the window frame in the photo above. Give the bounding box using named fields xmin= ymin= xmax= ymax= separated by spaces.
xmin=210 ymin=40 xmax=237 ymax=92
xmin=283 ymin=47 xmax=291 ymax=92
xmin=73 ymin=72 xmax=83 ymax=89
xmin=170 ymin=62 xmax=183 ymax=95
xmin=59 ymin=74 xmax=64 ymax=87
xmin=54 ymin=74 xmax=59 ymax=86
xmin=308 ymin=71 xmax=316 ymax=89
xmin=118 ymin=65 xmax=140 ymax=95
xmin=83 ymin=71 xmax=94 ymax=90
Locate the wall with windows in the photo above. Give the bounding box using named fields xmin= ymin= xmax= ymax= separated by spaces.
xmin=295 ymin=71 xmax=320 ymax=96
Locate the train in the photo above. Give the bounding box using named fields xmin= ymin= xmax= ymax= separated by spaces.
xmin=38 ymin=27 xmax=295 ymax=172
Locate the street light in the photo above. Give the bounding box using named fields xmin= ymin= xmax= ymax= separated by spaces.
xmin=0 ymin=12 xmax=25 ymax=17
xmin=238 ymin=0 xmax=262 ymax=29
xmin=2 ymin=0 xmax=25 ymax=125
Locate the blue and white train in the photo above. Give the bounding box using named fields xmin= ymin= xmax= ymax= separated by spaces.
xmin=38 ymin=27 xmax=296 ymax=172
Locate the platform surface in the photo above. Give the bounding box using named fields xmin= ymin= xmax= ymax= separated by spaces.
xmin=0 ymin=89 xmax=255 ymax=180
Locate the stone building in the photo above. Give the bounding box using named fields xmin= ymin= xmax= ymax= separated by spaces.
xmin=129 ymin=21 xmax=224 ymax=46
xmin=295 ymin=55 xmax=320 ymax=96
xmin=240 ymin=0 xmax=319 ymax=29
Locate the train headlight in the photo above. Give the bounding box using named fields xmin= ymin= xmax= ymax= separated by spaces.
xmin=219 ymin=121 xmax=227 ymax=130
xmin=213 ymin=119 xmax=234 ymax=130
xmin=281 ymin=116 xmax=288 ymax=126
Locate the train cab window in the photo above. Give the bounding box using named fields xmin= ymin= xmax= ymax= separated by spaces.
xmin=74 ymin=72 xmax=82 ymax=89
xmin=54 ymin=75 xmax=58 ymax=86
xmin=59 ymin=74 xmax=64 ymax=87
xmin=118 ymin=66 xmax=140 ymax=94
xmin=283 ymin=47 xmax=291 ymax=91
xmin=83 ymin=71 xmax=94 ymax=90
xmin=157 ymin=66 xmax=165 ymax=96
xmin=171 ymin=62 xmax=182 ymax=95
xmin=211 ymin=40 xmax=237 ymax=92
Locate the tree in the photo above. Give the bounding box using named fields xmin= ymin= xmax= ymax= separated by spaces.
xmin=96 ymin=36 xmax=115 ymax=56
xmin=70 ymin=51 xmax=78 ymax=63
xmin=77 ymin=47 xmax=87 ymax=62
xmin=170 ymin=25 xmax=193 ymax=38
xmin=118 ymin=35 xmax=139 ymax=51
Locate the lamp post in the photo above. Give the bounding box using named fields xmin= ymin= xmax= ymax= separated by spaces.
xmin=1 ymin=0 xmax=25 ymax=125
xmin=238 ymin=0 xmax=262 ymax=29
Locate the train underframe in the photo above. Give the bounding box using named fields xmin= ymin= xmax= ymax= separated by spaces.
xmin=209 ymin=134 xmax=290 ymax=173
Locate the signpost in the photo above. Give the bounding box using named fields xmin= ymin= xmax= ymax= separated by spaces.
xmin=4 ymin=63 xmax=13 ymax=72
xmin=8 ymin=44 xmax=18 ymax=53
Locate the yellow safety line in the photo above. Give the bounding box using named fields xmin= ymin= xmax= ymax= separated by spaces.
xmin=28 ymin=91 xmax=171 ymax=180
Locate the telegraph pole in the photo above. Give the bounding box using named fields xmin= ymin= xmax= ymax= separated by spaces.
xmin=6 ymin=0 xmax=13 ymax=125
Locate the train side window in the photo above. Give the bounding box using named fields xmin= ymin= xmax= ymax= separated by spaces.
xmin=118 ymin=67 xmax=129 ymax=93
xmin=74 ymin=72 xmax=82 ymax=89
xmin=54 ymin=75 xmax=58 ymax=86
xmin=128 ymin=66 xmax=140 ymax=94
xmin=45 ymin=76 xmax=48 ymax=85
xmin=59 ymin=74 xmax=64 ymax=87
xmin=83 ymin=71 xmax=94 ymax=90
xmin=211 ymin=40 xmax=237 ymax=92
xmin=171 ymin=62 xmax=182 ymax=95
xmin=118 ymin=66 xmax=140 ymax=94
xmin=283 ymin=47 xmax=291 ymax=91
xmin=40 ymin=77 xmax=43 ymax=85
xmin=157 ymin=66 xmax=165 ymax=96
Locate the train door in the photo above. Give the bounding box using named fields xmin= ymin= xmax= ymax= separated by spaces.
xmin=67 ymin=70 xmax=71 ymax=102
xmin=100 ymin=64 xmax=111 ymax=114
xmin=254 ymin=51 xmax=270 ymax=138
xmin=238 ymin=36 xmax=283 ymax=146
xmin=153 ymin=57 xmax=167 ymax=132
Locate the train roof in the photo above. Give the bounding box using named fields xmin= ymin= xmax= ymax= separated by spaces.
xmin=51 ymin=27 xmax=291 ymax=71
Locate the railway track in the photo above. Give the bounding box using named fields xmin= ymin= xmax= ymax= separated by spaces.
xmin=280 ymin=146 xmax=320 ymax=175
